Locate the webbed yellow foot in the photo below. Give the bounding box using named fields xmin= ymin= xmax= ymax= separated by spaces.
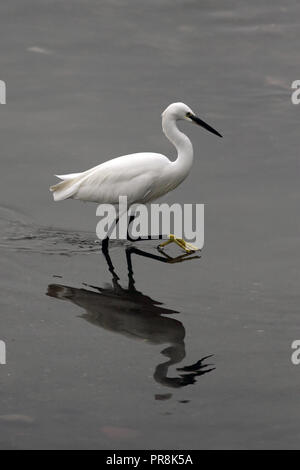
xmin=158 ymin=234 xmax=200 ymax=254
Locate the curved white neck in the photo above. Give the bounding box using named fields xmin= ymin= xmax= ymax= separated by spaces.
xmin=162 ymin=116 xmax=194 ymax=179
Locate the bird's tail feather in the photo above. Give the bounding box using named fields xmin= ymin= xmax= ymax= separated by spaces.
xmin=50 ymin=177 xmax=82 ymax=201
xmin=55 ymin=173 xmax=81 ymax=181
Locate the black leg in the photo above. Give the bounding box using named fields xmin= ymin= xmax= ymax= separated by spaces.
xmin=126 ymin=246 xmax=169 ymax=264
xmin=101 ymin=236 xmax=119 ymax=280
xmin=101 ymin=216 xmax=120 ymax=256
xmin=101 ymin=236 xmax=109 ymax=253
xmin=125 ymin=248 xmax=135 ymax=290
xmin=126 ymin=245 xmax=200 ymax=264
xmin=125 ymin=246 xmax=172 ymax=291
xmin=101 ymin=217 xmax=199 ymax=281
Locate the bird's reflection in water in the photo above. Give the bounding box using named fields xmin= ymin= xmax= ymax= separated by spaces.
xmin=47 ymin=246 xmax=215 ymax=399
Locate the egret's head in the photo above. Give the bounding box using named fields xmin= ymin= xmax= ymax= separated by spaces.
xmin=162 ymin=102 xmax=222 ymax=138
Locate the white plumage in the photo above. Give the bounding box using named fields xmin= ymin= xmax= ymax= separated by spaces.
xmin=50 ymin=102 xmax=222 ymax=207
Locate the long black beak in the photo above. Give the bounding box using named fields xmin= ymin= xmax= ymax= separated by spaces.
xmin=190 ymin=114 xmax=222 ymax=138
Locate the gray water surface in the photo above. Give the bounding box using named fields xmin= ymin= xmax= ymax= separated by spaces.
xmin=0 ymin=0 xmax=300 ymax=449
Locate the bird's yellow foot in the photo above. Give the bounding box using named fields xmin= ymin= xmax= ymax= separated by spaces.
xmin=158 ymin=234 xmax=200 ymax=254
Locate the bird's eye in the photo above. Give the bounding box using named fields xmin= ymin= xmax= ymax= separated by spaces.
xmin=186 ymin=112 xmax=192 ymax=118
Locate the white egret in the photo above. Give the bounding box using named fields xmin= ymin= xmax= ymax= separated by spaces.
xmin=50 ymin=102 xmax=222 ymax=252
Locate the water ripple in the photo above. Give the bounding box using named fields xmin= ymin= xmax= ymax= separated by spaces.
xmin=0 ymin=206 xmax=115 ymax=255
